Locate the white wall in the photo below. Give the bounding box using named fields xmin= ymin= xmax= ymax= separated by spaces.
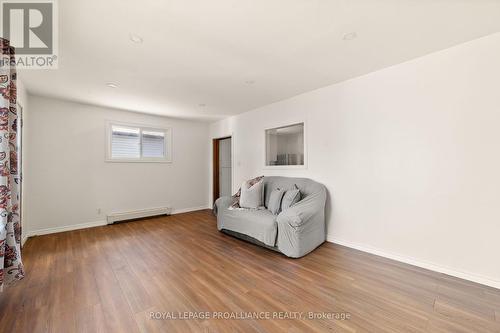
xmin=210 ymin=32 xmax=500 ymax=288
xmin=24 ymin=95 xmax=210 ymax=235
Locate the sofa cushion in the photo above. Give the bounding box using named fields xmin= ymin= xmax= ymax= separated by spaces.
xmin=281 ymin=184 xmax=301 ymax=211
xmin=218 ymin=208 xmax=277 ymax=246
xmin=239 ymin=179 xmax=264 ymax=208
xmin=268 ymin=188 xmax=285 ymax=215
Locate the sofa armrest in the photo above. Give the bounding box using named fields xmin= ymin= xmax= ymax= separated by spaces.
xmin=275 ymin=186 xmax=326 ymax=258
xmin=276 ymin=186 xmax=326 ymax=228
xmin=213 ymin=196 xmax=234 ymax=215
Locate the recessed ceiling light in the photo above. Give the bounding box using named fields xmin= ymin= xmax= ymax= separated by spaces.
xmin=245 ymin=80 xmax=255 ymax=84
xmin=129 ymin=34 xmax=143 ymax=44
xmin=198 ymin=103 xmax=206 ymax=107
xmin=343 ymin=32 xmax=357 ymax=41
xmin=106 ymin=82 xmax=118 ymax=88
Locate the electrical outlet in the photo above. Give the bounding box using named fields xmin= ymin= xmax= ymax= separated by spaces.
xmin=97 ymin=208 xmax=102 ymax=215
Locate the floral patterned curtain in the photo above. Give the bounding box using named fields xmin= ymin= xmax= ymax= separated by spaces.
xmin=0 ymin=38 xmax=24 ymax=291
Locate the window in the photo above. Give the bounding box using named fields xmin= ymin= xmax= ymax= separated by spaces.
xmin=265 ymin=122 xmax=305 ymax=167
xmin=107 ymin=122 xmax=172 ymax=162
xmin=111 ymin=126 xmax=141 ymax=159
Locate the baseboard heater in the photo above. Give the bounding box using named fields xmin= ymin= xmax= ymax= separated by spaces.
xmin=107 ymin=207 xmax=172 ymax=224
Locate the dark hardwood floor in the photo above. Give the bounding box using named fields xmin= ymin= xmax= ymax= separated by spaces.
xmin=1 ymin=209 xmax=499 ymax=332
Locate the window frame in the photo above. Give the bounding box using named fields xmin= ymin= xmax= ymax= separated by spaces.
xmin=106 ymin=121 xmax=172 ymax=163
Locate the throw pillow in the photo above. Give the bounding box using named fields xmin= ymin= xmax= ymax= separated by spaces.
xmin=268 ymin=188 xmax=286 ymax=215
xmin=230 ymin=175 xmax=264 ymax=209
xmin=239 ymin=179 xmax=264 ymax=209
xmin=281 ymin=184 xmax=301 ymax=211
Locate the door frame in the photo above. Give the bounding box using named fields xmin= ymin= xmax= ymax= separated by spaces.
xmin=17 ymin=102 xmax=24 ymax=245
xmin=212 ymin=136 xmax=232 ymax=204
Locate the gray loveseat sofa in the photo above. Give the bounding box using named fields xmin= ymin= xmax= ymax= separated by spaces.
xmin=214 ymin=176 xmax=327 ymax=258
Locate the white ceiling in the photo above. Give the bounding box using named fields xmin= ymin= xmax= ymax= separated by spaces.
xmin=20 ymin=0 xmax=500 ymax=121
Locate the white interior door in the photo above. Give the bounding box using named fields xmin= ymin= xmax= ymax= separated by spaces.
xmin=218 ymin=138 xmax=232 ymax=197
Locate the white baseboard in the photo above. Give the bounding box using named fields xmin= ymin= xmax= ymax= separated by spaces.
xmin=327 ymin=235 xmax=500 ymax=290
xmin=171 ymin=205 xmax=211 ymax=214
xmin=27 ymin=220 xmax=108 ymax=238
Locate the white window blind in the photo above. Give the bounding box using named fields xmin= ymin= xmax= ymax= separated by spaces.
xmin=111 ymin=126 xmax=140 ymax=158
xmin=142 ymin=130 xmax=165 ymax=158
xmin=107 ymin=123 xmax=171 ymax=162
